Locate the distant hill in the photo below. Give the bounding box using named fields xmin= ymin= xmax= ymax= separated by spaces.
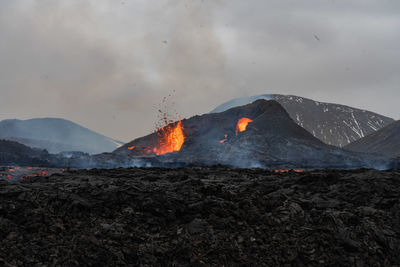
xmin=0 ymin=139 xmax=56 ymax=166
xmin=345 ymin=120 xmax=400 ymax=158
xmin=211 ymin=94 xmax=394 ymax=147
xmin=0 ymin=118 xmax=123 ymax=154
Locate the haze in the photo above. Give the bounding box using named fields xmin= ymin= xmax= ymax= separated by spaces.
xmin=0 ymin=0 xmax=399 ymax=142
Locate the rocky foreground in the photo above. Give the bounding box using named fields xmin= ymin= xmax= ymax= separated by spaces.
xmin=1 ymin=168 xmax=400 ymax=266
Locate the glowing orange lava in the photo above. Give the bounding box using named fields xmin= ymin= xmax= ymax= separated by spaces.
xmin=219 ymin=134 xmax=228 ymax=144
xmin=153 ymin=120 xmax=185 ymax=155
xmin=235 ymin=117 xmax=253 ymax=135
xmin=274 ymin=169 xmax=303 ymax=173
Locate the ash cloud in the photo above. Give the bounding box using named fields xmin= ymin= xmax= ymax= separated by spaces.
xmin=0 ymin=0 xmax=399 ymax=142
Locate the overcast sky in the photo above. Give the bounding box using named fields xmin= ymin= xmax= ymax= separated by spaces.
xmin=0 ymin=0 xmax=399 ymax=141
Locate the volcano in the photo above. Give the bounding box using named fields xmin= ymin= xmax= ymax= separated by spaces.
xmin=115 ymin=100 xmax=391 ymax=169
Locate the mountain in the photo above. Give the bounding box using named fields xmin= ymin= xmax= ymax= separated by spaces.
xmin=0 ymin=118 xmax=124 ymax=154
xmin=114 ymin=100 xmax=391 ymax=169
xmin=211 ymin=94 xmax=394 ymax=147
xmin=345 ymin=120 xmax=400 ymax=158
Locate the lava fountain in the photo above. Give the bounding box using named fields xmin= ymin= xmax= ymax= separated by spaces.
xmin=235 ymin=118 xmax=253 ymax=136
xmin=153 ymin=120 xmax=185 ymax=155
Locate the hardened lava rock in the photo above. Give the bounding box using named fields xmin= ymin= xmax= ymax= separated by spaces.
xmin=0 ymin=167 xmax=400 ymax=266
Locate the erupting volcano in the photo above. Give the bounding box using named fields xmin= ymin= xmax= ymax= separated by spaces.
xmin=153 ymin=120 xmax=185 ymax=155
xmin=120 ymin=93 xmax=186 ymax=157
xmin=114 ymin=99 xmax=393 ymax=170
xmin=235 ymin=117 xmax=253 ymax=135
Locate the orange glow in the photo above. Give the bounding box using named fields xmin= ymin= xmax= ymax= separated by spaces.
xmin=1 ymin=167 xmax=56 ymax=180
xmin=128 ymin=146 xmax=135 ymax=150
xmin=219 ymin=134 xmax=228 ymax=144
xmin=235 ymin=117 xmax=253 ymax=135
xmin=274 ymin=169 xmax=303 ymax=173
xmin=153 ymin=120 xmax=185 ymax=155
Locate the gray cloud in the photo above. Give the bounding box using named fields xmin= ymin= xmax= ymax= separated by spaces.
xmin=215 ymin=0 xmax=400 ymax=115
xmin=0 ymin=0 xmax=399 ymax=141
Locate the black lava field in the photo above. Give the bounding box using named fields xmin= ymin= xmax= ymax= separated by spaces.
xmin=1 ymin=167 xmax=400 ymax=266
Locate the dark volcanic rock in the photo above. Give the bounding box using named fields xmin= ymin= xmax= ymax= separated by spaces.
xmin=0 ymin=167 xmax=400 ymax=266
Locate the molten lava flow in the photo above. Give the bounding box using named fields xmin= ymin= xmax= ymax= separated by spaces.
xmin=274 ymin=169 xmax=303 ymax=173
xmin=235 ymin=117 xmax=253 ymax=136
xmin=0 ymin=167 xmax=62 ymax=181
xmin=219 ymin=134 xmax=228 ymax=144
xmin=153 ymin=120 xmax=185 ymax=155
xmin=128 ymin=146 xmax=135 ymax=150
xmin=274 ymin=170 xmax=289 ymax=173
